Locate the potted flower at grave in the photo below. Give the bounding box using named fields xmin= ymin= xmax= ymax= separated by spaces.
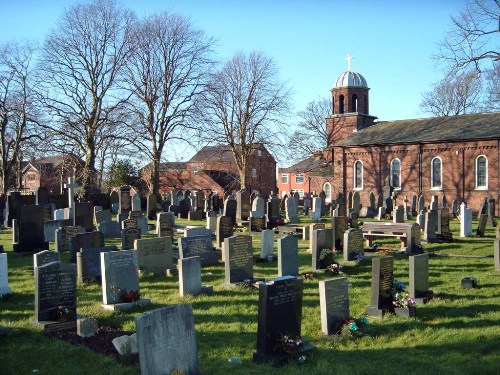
xmin=57 ymin=305 xmax=76 ymax=322
xmin=392 ymin=280 xmax=416 ymax=317
xmin=336 ymin=316 xmax=369 ymax=340
xmin=274 ymin=333 xmax=303 ymax=354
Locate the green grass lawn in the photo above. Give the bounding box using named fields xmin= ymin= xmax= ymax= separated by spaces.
xmin=1 ymin=216 xmax=500 ymax=375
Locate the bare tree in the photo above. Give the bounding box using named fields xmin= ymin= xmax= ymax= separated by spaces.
xmin=37 ymin=0 xmax=136 ymax=198
xmin=0 ymin=41 xmax=41 ymax=193
xmin=196 ymin=51 xmax=290 ymax=190
xmin=286 ymin=97 xmax=331 ymax=162
xmin=123 ymin=11 xmax=214 ymax=195
xmin=436 ymin=0 xmax=499 ymax=74
xmin=486 ymin=62 xmax=500 ymax=110
xmin=420 ymin=70 xmax=483 ymax=116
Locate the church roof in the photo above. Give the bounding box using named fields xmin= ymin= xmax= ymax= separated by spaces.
xmin=336 ymin=112 xmax=500 ymax=146
xmin=334 ymin=71 xmax=368 ymax=88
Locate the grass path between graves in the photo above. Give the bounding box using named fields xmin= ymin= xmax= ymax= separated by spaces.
xmin=1 ymin=217 xmax=500 ymax=375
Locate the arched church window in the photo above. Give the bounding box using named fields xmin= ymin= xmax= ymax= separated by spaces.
xmin=431 ymin=157 xmax=442 ymax=189
xmin=339 ymin=95 xmax=344 ymax=114
xmin=323 ymin=182 xmax=332 ymax=203
xmin=351 ymin=94 xmax=358 ymax=112
xmin=390 ymin=159 xmax=401 ymax=189
xmin=475 ymin=155 xmax=487 ymax=189
xmin=354 ymin=160 xmax=363 ymax=190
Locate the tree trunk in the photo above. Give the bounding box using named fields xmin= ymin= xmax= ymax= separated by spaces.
xmin=151 ymin=150 xmax=161 ymax=195
xmin=239 ymin=160 xmax=247 ymax=191
xmin=81 ymin=138 xmax=96 ymax=200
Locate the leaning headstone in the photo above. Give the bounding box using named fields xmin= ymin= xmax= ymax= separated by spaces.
xmin=311 ymin=228 xmax=333 ymax=271
xmin=278 ymin=235 xmax=298 ymax=277
xmin=33 ymin=250 xmax=60 ymax=270
xmin=476 ymin=214 xmax=488 ymax=237
xmin=259 ymin=229 xmax=275 ymax=260
xmin=343 ymin=228 xmax=364 ymax=262
xmin=0 ymin=253 xmax=12 ymax=296
xmin=178 ymin=256 xmax=202 ymax=297
xmin=409 ymin=253 xmax=432 ymax=304
xmin=366 ymin=256 xmax=394 ymax=318
xmin=216 ymin=215 xmax=234 ymax=247
xmin=135 ymin=237 xmax=173 ymax=274
xmin=77 ymin=246 xmax=117 ymax=284
xmin=319 ymin=277 xmax=349 ymax=335
xmin=460 ymin=202 xmax=473 ymax=237
xmin=13 ymin=205 xmax=49 ymax=253
xmin=178 ymin=235 xmax=218 ymax=266
xmin=118 ymin=185 xmax=132 ymax=215
xmin=55 ymin=226 xmax=85 ymax=253
xmin=135 ymin=304 xmax=200 ymax=375
xmin=34 ymin=261 xmax=77 ymax=332
xmin=253 ymin=276 xmax=312 ymax=365
xmin=223 ymin=235 xmax=256 ymax=286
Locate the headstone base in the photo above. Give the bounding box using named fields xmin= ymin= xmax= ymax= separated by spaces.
xmin=222 ymin=278 xmax=265 ymax=289
xmin=461 ymin=277 xmax=477 ymax=289
xmin=101 ymin=299 xmax=151 ymax=312
xmin=253 ymin=343 xmax=315 ymax=366
xmin=201 ymin=285 xmax=214 ymax=295
xmin=13 ymin=242 xmax=49 ymax=254
xmin=33 ymin=320 xmax=77 ymax=333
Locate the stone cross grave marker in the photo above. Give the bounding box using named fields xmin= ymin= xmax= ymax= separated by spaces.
xmin=64 ymin=177 xmax=79 ymax=218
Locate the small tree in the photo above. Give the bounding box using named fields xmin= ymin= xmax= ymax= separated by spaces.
xmin=105 ymin=159 xmax=140 ymax=191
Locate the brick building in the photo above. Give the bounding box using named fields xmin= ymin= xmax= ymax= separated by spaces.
xmin=278 ymin=67 xmax=499 ymax=215
xmin=143 ymin=144 xmax=277 ymax=198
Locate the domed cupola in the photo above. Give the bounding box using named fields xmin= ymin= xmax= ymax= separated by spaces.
xmin=333 ymin=71 xmax=368 ymax=88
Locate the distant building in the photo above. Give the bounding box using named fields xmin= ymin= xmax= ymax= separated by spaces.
xmin=142 ymin=143 xmax=277 ymax=198
xmin=278 ymin=64 xmax=499 ymax=214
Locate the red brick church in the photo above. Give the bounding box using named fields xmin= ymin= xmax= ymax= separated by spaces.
xmin=278 ymin=61 xmax=499 ymax=214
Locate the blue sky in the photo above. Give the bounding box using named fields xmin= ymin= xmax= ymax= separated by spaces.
xmin=1 ymin=0 xmax=465 ymax=160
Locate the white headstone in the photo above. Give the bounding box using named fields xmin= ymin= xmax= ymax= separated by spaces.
xmin=54 ymin=209 xmax=65 ymax=221
xmin=64 ymin=177 xmax=79 ymax=218
xmin=132 ymin=194 xmax=141 ymax=212
xmin=312 ymin=197 xmax=322 ymax=221
xmin=460 ymin=202 xmax=473 ymax=237
xmin=260 ymin=229 xmax=275 ymax=259
xmin=0 ymin=253 xmax=12 ymax=296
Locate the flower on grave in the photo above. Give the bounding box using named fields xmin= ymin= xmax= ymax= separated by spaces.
xmin=124 ymin=289 xmax=140 ymax=303
xmin=393 ymin=279 xmax=407 ymax=293
xmin=275 ymin=333 xmax=303 ymax=354
xmin=354 ymin=252 xmax=364 ymax=262
xmin=300 ymin=272 xmax=314 ymax=280
xmin=326 ymin=261 xmax=343 ymax=275
xmin=337 ymin=316 xmax=368 ymax=339
xmin=392 ymin=292 xmax=416 ymax=308
xmin=57 ymin=305 xmax=75 ymax=321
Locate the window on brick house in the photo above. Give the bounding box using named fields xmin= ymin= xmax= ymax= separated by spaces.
xmin=475 ymin=155 xmax=487 ymax=189
xmin=281 ymin=174 xmax=288 ymax=184
xmin=431 ymin=157 xmax=442 ymax=189
xmin=323 ymin=182 xmax=332 ymax=203
xmin=390 ymin=159 xmax=401 ymax=189
xmin=252 ymin=168 xmax=257 ymax=178
xmin=295 ymin=174 xmax=305 ymax=184
xmin=354 ymin=161 xmax=363 ymax=190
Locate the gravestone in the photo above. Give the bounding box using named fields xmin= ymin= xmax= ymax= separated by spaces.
xmin=206 ymin=210 xmax=218 ymax=232
xmin=366 ymin=192 xmax=377 ymax=218
xmin=424 ymin=209 xmax=438 ymax=242
xmin=366 ymin=256 xmax=394 ymax=318
xmin=223 ymin=235 xmax=255 ymax=286
xmin=118 ymin=185 xmax=132 ymax=215
xmin=44 ymin=218 xmax=71 ymax=242
xmin=53 ymin=208 xmax=65 ymax=221
xmin=332 ymin=216 xmax=348 ymax=250
xmin=409 ymin=253 xmax=432 ymax=304
xmin=303 ymin=193 xmax=311 ymax=215
xmin=249 ymin=216 xmax=266 ymax=232
xmin=487 ymin=198 xmax=496 ymax=227
xmin=411 ymin=195 xmax=418 ymax=216
xmin=382 ymin=177 xmax=393 ymax=212
xmin=74 ymin=201 xmax=94 ymax=231
xmin=70 ymin=231 xmax=104 ymax=262
xmin=285 ymin=197 xmax=299 ymax=223
xmin=216 ymin=215 xmax=233 ymax=247
xmin=305 ymin=223 xmax=325 ymax=243
xmin=33 ymin=250 xmax=60 ymax=270
xmin=236 ymin=190 xmax=251 ymax=223
xmin=146 ymin=194 xmax=157 ymax=220
xmin=311 ymin=197 xmax=322 ymax=221
xmin=77 ymin=246 xmax=117 ymax=284
xmin=352 ymin=191 xmax=360 ymax=214
xmin=376 ymin=193 xmax=384 ymax=209
xmin=97 ymin=220 xmax=121 ymax=239
xmin=319 ymin=277 xmax=349 ymax=335
xmin=188 ymin=210 xmax=203 ymax=221
xmin=278 ymin=235 xmax=298 ymax=277
xmin=311 ymin=228 xmax=333 ymax=271
xmin=55 ymin=226 xmax=85 ymax=253
xmin=476 ymin=214 xmax=488 ymax=237
xmin=393 ymin=205 xmax=404 ymax=223
xmin=406 ymin=223 xmax=422 ymax=254
xmin=252 ymin=196 xmax=265 ymax=217
xmin=184 ymin=226 xmax=211 ymax=238
xmin=95 ymin=209 xmax=112 ymax=225
xmin=178 ymin=235 xmax=218 ymax=266
xmin=132 ymin=194 xmax=141 ymax=212
xmin=460 ymin=202 xmax=473 ymax=237
xmin=14 ymin=205 xmax=49 ymax=253
xmin=135 ymin=237 xmax=173 ymax=274
xmin=121 ymin=219 xmax=141 ymax=250
xmin=418 ymin=194 xmax=425 ymax=213
xmin=266 ymin=193 xmax=280 ymax=224
xmin=101 ymin=250 xmax=140 ymax=306
xmin=494 ymin=239 xmax=500 ymax=272
xmin=179 ymin=256 xmax=202 ymax=297
xmin=377 ymin=207 xmax=386 ymax=221
xmin=319 ymin=191 xmax=327 ymax=215
xmin=34 ymin=261 xmax=77 ymax=331
xmin=438 ymin=207 xmax=452 ymax=241
xmin=135 ymin=304 xmax=200 ymax=375
xmin=451 ymin=199 xmax=458 ymax=218
xmin=110 ymin=191 xmax=119 ymax=213
xmin=0 ymin=253 xmax=12 ymax=296
xmin=223 ymin=197 xmax=237 ymax=226
xmin=260 ymin=229 xmax=275 ymax=260
xmin=36 ymin=186 xmax=49 ymax=205
xmin=253 ymin=276 xmax=311 ymax=365
xmin=335 ymin=194 xmax=347 ymax=217
xmin=343 ymin=228 xmax=364 ymax=261
xmin=416 ymin=210 xmax=425 ymax=231
xmin=157 ymin=212 xmax=175 ymax=239
xmin=178 ymin=198 xmax=191 ymax=219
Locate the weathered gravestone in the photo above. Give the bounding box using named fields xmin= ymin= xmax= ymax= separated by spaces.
xmin=76 ymin=246 xmax=117 ymax=284
xmin=252 ymin=196 xmax=265 ymax=218
xmin=253 ymin=276 xmax=313 ymax=365
xmin=101 ymin=250 xmax=150 ymax=311
xmin=249 ymin=215 xmax=266 ymax=232
xmin=13 ymin=205 xmax=49 ymax=253
xmin=74 ymin=201 xmax=94 ymax=231
xmin=70 ymin=231 xmax=104 ymax=262
xmin=95 ymin=209 xmax=112 ymax=225
xmin=236 ymin=190 xmax=251 ymax=223
xmin=178 ymin=198 xmax=190 ymax=219
xmin=332 ymin=216 xmax=348 ymax=250
xmin=216 ymin=215 xmax=233 ymax=247
xmin=285 ymin=197 xmax=299 ymax=223
xmin=223 ymin=235 xmax=258 ymax=287
xmin=34 ymin=261 xmax=77 ymax=332
xmin=178 ymin=235 xmax=218 ymax=266
xmin=121 ymin=219 xmax=140 ymax=250
xmin=179 ymin=256 xmax=202 ymax=297
xmin=157 ymin=212 xmax=175 ymax=239
xmin=311 ymin=197 xmax=322 ymax=221
xmin=135 ymin=237 xmax=173 ymax=274
xmin=319 ymin=277 xmax=349 ymax=335
xmin=206 ymin=210 xmax=217 ymax=232
xmin=366 ymin=256 xmax=394 ymax=318
xmin=132 ymin=194 xmax=141 ymax=212
xmin=135 ymin=304 xmax=200 ymax=375
xmin=476 ymin=214 xmax=488 ymax=237
xmin=409 ymin=253 xmax=432 ymax=304
xmin=487 ymin=198 xmax=496 ymax=227
xmin=188 ymin=210 xmax=203 ymax=221
xmin=146 ymin=194 xmax=157 ymax=220
xmin=259 ymin=229 xmax=275 ymax=261
xmin=343 ymin=228 xmax=364 ymax=262
xmin=460 ymin=202 xmax=473 ymax=237
xmin=44 ymin=219 xmax=71 ymax=242
xmin=223 ymin=197 xmax=237 ymax=226
xmin=55 ymin=226 xmax=85 ymax=253
xmin=311 ymin=228 xmax=333 ymax=271
xmin=306 ymin=223 xmax=325 ymax=248
xmin=393 ymin=205 xmax=405 ymax=223
xmin=0 ymin=253 xmax=12 ymax=296
xmin=97 ymin=220 xmax=121 ymax=239
xmin=438 ymin=207 xmax=453 ymax=241
xmin=183 ymin=226 xmax=211 ymax=238
xmin=118 ymin=185 xmax=132 ymax=215
xmin=33 ymin=250 xmax=60 ymax=271
xmin=424 ymin=208 xmax=438 ymax=242
xmin=278 ymin=235 xmax=299 ymax=277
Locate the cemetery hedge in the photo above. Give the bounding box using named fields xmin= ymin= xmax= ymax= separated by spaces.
xmin=1 ymin=217 xmax=500 ymax=374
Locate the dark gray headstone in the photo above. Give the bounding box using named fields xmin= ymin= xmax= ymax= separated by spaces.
xmin=70 ymin=231 xmax=104 ymax=262
xmin=224 ymin=235 xmax=253 ymax=284
xmin=409 ymin=254 xmax=430 ymax=302
xmin=147 ymin=194 xmax=157 ymax=220
xmin=332 ymin=216 xmax=348 ymax=250
xmin=236 ymin=190 xmax=251 ymax=222
xmin=33 ymin=250 xmax=60 ymax=270
xmin=319 ymin=277 xmax=349 ymax=335
xmin=188 ymin=210 xmax=203 ymax=221
xmin=223 ymin=197 xmax=237 ymax=226
xmin=366 ymin=256 xmax=394 ymax=318
xmin=278 ymin=235 xmax=298 ymax=277
xmin=55 ymin=226 xmax=85 ymax=253
xmin=118 ymin=186 xmax=131 ymax=215
xmin=135 ymin=304 xmax=200 ymax=375
xmin=179 ymin=235 xmax=218 ymax=266
xmin=476 ymin=214 xmax=488 ymax=237
xmin=14 ymin=205 xmax=49 ymax=253
xmin=95 ymin=209 xmax=112 ymax=225
xmin=97 ymin=220 xmax=121 ymax=239
xmin=101 ymin=250 xmax=139 ymax=305
xmin=216 ymin=216 xmax=233 ymax=247
xmin=311 ymin=229 xmax=333 ymax=271
xmin=157 ymin=212 xmax=175 ymax=239
xmin=77 ymin=246 xmax=117 ymax=283
xmin=343 ymin=228 xmax=364 ymax=262
xmin=121 ymin=220 xmax=141 ymax=250
xmin=249 ymin=216 xmax=266 ymax=232
xmin=74 ymin=201 xmax=94 ymax=231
